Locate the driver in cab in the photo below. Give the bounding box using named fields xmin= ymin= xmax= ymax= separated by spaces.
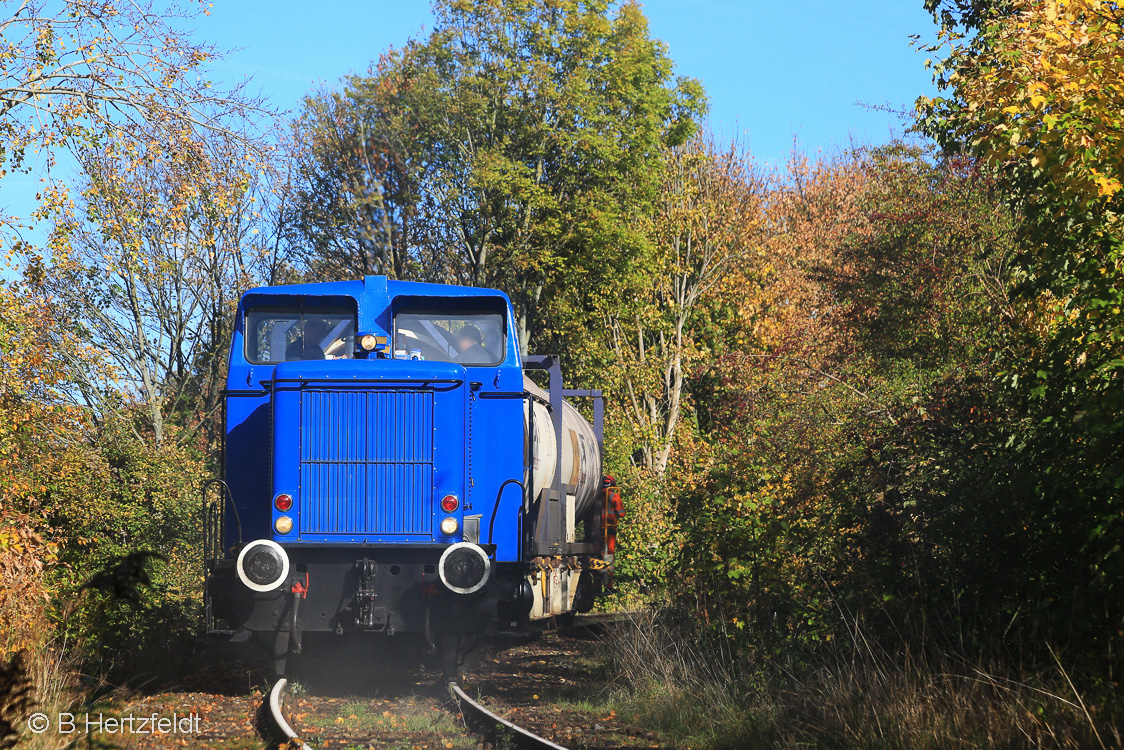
xmin=287 ymin=318 xmax=345 ymax=361
xmin=454 ymin=324 xmax=491 ymax=364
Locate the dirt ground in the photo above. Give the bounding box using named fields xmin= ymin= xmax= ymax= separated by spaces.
xmin=63 ymin=626 xmax=670 ymax=750
xmin=455 ymin=629 xmax=667 ymax=750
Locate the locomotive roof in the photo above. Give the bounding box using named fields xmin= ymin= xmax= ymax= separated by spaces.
xmin=240 ymin=275 xmax=513 ymax=305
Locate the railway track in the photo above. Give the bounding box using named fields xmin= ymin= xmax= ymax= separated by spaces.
xmin=449 ymin=681 xmax=569 ymax=750
xmin=265 ymin=676 xmax=570 ymax=750
xmin=266 ymin=678 xmax=313 ymax=750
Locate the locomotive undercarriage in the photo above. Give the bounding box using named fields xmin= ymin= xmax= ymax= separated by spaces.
xmin=206 ymin=547 xmax=603 ymax=675
xmin=208 ymin=548 xmax=517 ymax=673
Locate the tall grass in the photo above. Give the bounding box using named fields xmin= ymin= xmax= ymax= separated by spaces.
xmin=3 ymin=621 xmax=204 ymax=749
xmin=25 ymin=648 xmax=81 ymax=750
xmin=1 ymin=634 xmax=89 ymax=750
xmin=602 ymin=609 xmax=1120 ymax=749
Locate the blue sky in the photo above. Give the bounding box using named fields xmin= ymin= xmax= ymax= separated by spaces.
xmin=204 ymin=0 xmax=939 ymax=162
xmin=1 ymin=1 xmax=939 ymax=246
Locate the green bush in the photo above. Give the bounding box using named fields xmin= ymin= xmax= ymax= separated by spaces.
xmin=43 ymin=416 xmax=207 ymax=678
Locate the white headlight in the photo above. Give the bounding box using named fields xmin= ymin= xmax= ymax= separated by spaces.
xmin=274 ymin=516 xmax=293 ymax=534
xmin=438 ymin=542 xmax=491 ymax=594
xmin=236 ymin=539 xmax=290 ymax=592
xmin=440 ymin=517 xmax=459 ymax=536
xmin=360 ymin=333 xmax=378 ymax=351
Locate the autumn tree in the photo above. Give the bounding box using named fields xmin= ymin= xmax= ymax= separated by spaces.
xmin=44 ymin=132 xmax=285 ymax=446
xmin=609 ymin=135 xmax=764 ymax=474
xmin=0 ymin=280 xmax=72 ymax=655
xmin=287 ymin=78 xmax=418 ymax=281
xmin=289 ymin=0 xmax=706 ymax=353
xmin=0 ymin=0 xmax=270 ymax=257
xmin=668 ymin=144 xmax=1022 ymax=649
xmin=1 ymin=0 xmax=280 ymax=444
xmin=922 ymin=0 xmax=1124 ymax=202
xmin=922 ymin=0 xmax=1124 ymax=669
xmin=920 ymin=0 xmax=1124 ymax=407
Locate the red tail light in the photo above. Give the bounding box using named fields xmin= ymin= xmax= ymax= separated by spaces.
xmin=274 ymin=493 xmax=293 ymax=512
xmin=440 ymin=494 xmax=459 ymax=512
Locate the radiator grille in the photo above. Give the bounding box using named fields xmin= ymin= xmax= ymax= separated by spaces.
xmin=299 ymin=389 xmax=433 ymax=535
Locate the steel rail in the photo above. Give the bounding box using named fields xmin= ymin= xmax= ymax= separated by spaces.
xmin=266 ymin=678 xmax=312 ymax=750
xmin=450 ymin=682 xmax=569 ymax=750
xmin=265 ymin=675 xmax=568 ymax=750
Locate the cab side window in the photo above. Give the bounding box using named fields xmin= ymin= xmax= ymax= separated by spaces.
xmin=245 ymin=307 xmax=356 ymax=364
xmin=393 ymin=308 xmax=506 ymax=366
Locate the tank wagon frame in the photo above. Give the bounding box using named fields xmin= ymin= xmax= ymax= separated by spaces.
xmin=202 ymin=276 xmax=620 ymax=675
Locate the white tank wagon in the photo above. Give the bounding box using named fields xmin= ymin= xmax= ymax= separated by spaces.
xmin=524 ymin=375 xmax=602 ymax=522
xmin=518 ymin=356 xmax=618 ymax=620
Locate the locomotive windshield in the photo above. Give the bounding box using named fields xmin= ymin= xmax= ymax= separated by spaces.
xmin=244 ymin=306 xmax=356 ymax=364
xmin=393 ymin=307 xmax=505 ymax=365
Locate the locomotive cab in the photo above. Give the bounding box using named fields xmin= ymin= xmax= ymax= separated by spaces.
xmin=203 ymin=276 xmax=618 ymax=676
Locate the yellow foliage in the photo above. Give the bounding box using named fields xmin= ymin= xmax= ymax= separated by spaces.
xmin=0 ymin=283 xmax=76 ymax=655
xmin=0 ymin=519 xmax=57 ymax=655
xmin=925 ymin=0 xmax=1124 ymax=204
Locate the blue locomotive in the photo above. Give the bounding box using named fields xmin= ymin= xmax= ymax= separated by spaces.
xmin=203 ymin=276 xmax=622 ymax=675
